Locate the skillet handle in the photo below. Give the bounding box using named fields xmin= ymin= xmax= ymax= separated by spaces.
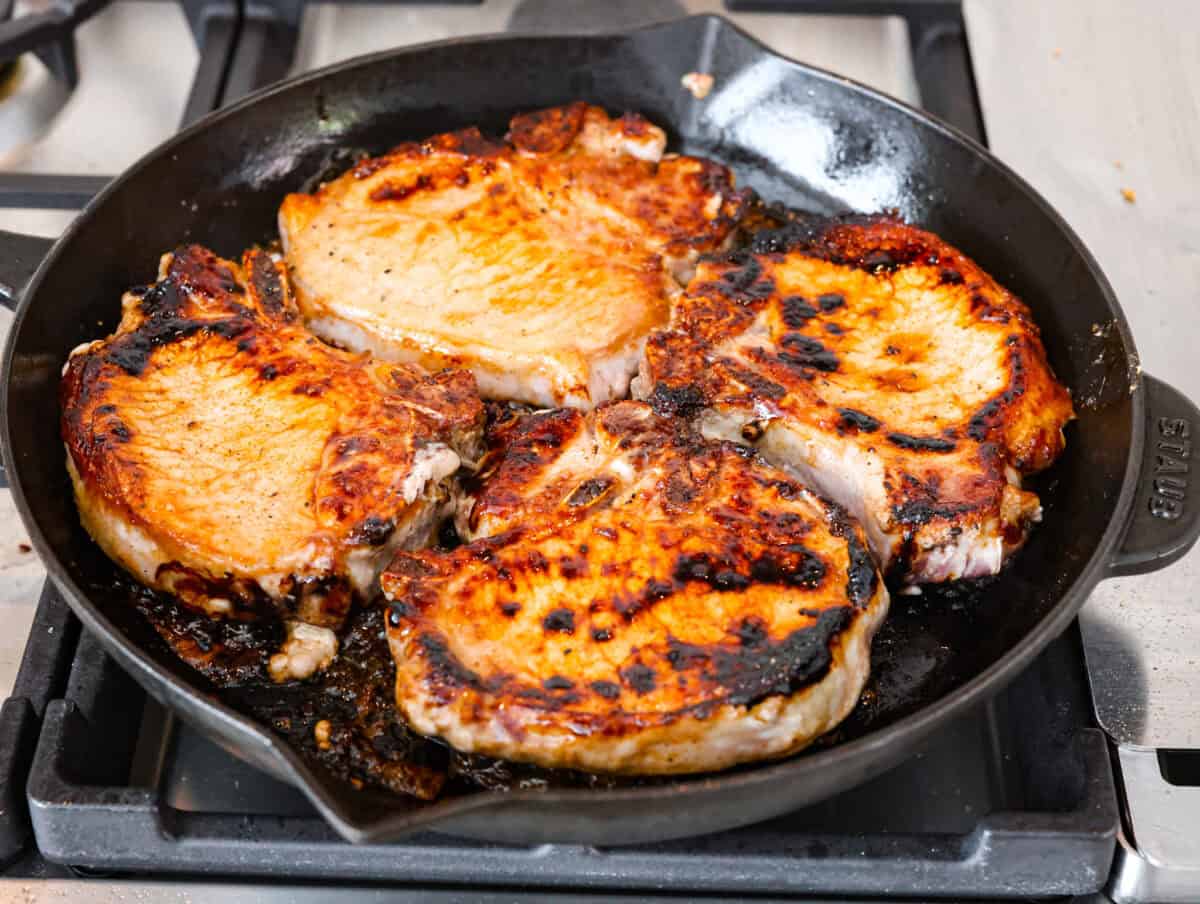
xmin=0 ymin=229 xmax=55 ymax=487
xmin=1107 ymin=373 xmax=1200 ymax=576
xmin=0 ymin=229 xmax=54 ymax=310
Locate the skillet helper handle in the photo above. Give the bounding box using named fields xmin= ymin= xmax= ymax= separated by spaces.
xmin=0 ymin=229 xmax=54 ymax=310
xmin=0 ymin=229 xmax=55 ymax=488
xmin=1108 ymin=373 xmax=1200 ymax=576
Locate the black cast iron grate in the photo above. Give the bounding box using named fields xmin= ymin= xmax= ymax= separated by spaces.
xmin=0 ymin=0 xmax=1116 ymax=897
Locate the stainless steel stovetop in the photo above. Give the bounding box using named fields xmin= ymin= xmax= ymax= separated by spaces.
xmin=0 ymin=1 xmax=1197 ymax=900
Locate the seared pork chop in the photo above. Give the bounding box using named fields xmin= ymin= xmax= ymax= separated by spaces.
xmin=279 ymin=103 xmax=747 ymax=409
xmin=381 ymin=402 xmax=887 ymax=774
xmin=634 ymin=215 xmax=1074 ymax=584
xmin=62 ymin=245 xmax=483 ymax=679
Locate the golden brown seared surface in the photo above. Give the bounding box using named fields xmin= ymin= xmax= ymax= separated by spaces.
xmin=61 ymin=245 xmax=483 ymax=632
xmin=635 ymin=215 xmax=1074 ymax=584
xmin=279 ymin=102 xmax=748 ymax=409
xmin=382 ymin=402 xmax=887 ymax=774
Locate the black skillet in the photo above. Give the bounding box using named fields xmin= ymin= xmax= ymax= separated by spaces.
xmin=2 ymin=16 xmax=1199 ymax=845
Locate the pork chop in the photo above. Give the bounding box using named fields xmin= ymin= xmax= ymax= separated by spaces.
xmin=634 ymin=215 xmax=1074 ymax=584
xmin=61 ymin=245 xmax=484 ymax=679
xmin=278 ymin=102 xmax=748 ymax=409
xmin=381 ymin=402 xmax=888 ymax=774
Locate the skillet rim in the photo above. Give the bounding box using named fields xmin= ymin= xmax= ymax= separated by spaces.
xmin=0 ymin=14 xmax=1144 ymax=840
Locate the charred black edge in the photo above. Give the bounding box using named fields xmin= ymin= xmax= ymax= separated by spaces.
xmin=105 ymin=310 xmax=253 ymax=376
xmin=673 ymin=548 xmax=828 ymax=593
xmin=406 ymin=603 xmax=857 ymax=721
xmin=837 ymin=408 xmax=880 ymax=434
xmin=246 ymin=249 xmax=292 ymax=320
xmin=966 ymin=341 xmax=1037 ymax=443
xmin=662 ymin=606 xmax=853 ymax=711
xmin=886 ymin=432 xmax=957 ymax=453
xmin=825 ymin=506 xmax=880 ymax=609
xmin=739 ymin=211 xmax=920 ymax=272
xmin=778 ymin=333 xmax=840 ymax=373
xmin=890 ymin=496 xmax=980 ymax=529
xmin=93 ymin=246 xmax=259 ymax=377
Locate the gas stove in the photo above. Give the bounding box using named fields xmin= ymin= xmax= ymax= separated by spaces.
xmin=0 ymin=1 xmax=1197 ymax=900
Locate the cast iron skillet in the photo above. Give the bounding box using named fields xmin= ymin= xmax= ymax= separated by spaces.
xmin=2 ymin=16 xmax=1199 ymax=846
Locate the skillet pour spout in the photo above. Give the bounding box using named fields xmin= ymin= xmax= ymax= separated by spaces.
xmin=3 ymin=15 xmax=1199 ymax=846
